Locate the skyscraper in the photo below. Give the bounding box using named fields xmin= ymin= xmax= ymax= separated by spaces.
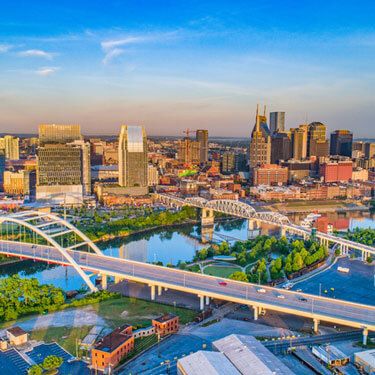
xmin=196 ymin=129 xmax=208 ymax=164
xmin=307 ymin=122 xmax=329 ymax=157
xmin=330 ymin=130 xmax=353 ymax=157
xmin=270 ymin=112 xmax=285 ymax=134
xmin=39 ymin=124 xmax=82 ymax=145
xmin=290 ymin=125 xmax=308 ymax=160
xmin=271 ymin=132 xmax=292 ymax=163
xmin=36 ymin=144 xmax=84 ymax=204
xmin=36 ymin=124 xmax=86 ymax=204
xmin=0 ymin=149 xmax=5 ymax=190
xmin=118 ymin=125 xmax=148 ymax=194
xmin=0 ymin=135 xmax=20 ymax=160
xmin=221 ymin=151 xmax=235 ymax=174
xmin=249 ymin=105 xmax=271 ymax=170
xmin=177 ymin=138 xmax=200 ymax=165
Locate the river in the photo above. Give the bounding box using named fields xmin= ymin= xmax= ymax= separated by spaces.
xmin=0 ymin=211 xmax=374 ymax=291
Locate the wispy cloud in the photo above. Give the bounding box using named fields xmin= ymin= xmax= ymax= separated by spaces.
xmin=35 ymin=66 xmax=60 ymax=76
xmin=100 ymin=31 xmax=179 ymax=65
xmin=102 ymin=48 xmax=125 ymax=65
xmin=19 ymin=49 xmax=54 ymax=60
xmin=0 ymin=44 xmax=12 ymax=53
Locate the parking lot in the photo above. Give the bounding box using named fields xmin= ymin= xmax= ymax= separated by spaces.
xmin=291 ymin=258 xmax=374 ymax=305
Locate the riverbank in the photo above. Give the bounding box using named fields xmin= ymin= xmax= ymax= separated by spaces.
xmin=271 ymin=200 xmax=369 ymax=214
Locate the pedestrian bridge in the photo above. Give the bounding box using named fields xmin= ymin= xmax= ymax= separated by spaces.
xmin=154 ymin=193 xmax=375 ymax=260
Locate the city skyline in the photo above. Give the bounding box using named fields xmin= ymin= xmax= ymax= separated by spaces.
xmin=1 ymin=1 xmax=374 ymax=137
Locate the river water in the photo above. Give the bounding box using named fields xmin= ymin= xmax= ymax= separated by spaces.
xmin=0 ymin=211 xmax=374 ymax=291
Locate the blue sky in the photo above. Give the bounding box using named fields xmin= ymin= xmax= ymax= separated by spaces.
xmin=0 ymin=0 xmax=374 ymax=136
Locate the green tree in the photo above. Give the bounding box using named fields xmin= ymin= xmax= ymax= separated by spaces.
xmin=42 ymin=355 xmax=63 ymax=371
xmin=28 ymin=365 xmax=43 ymax=375
xmin=229 ymin=271 xmax=248 ymax=282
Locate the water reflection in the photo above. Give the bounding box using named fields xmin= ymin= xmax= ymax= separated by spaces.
xmin=0 ymin=211 xmax=373 ymax=291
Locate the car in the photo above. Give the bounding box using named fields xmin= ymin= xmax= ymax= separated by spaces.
xmin=277 ymin=294 xmax=285 ymax=299
xmin=296 ymin=288 xmax=302 ymax=292
xmin=257 ymin=288 xmax=266 ymax=293
xmin=299 ymin=297 xmax=308 ymax=302
xmin=218 ymin=281 xmax=227 ymax=286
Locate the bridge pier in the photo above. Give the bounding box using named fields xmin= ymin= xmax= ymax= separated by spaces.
xmin=201 ymin=208 xmax=214 ymax=227
xmin=114 ymin=276 xmax=122 ymax=284
xmin=205 ymin=296 xmax=210 ymax=305
xmin=198 ymin=295 xmax=205 ymax=311
xmin=363 ymin=328 xmax=368 ymax=346
xmin=253 ymin=306 xmax=259 ymax=320
xmin=280 ymin=227 xmax=286 ymax=237
xmin=150 ymin=284 xmax=156 ymax=301
xmin=158 ymin=285 xmax=162 ymax=296
xmin=101 ymin=274 xmax=107 ymax=290
xmin=248 ymin=219 xmax=260 ymax=240
xmin=201 ymin=225 xmax=214 ymax=244
xmin=313 ymin=318 xmax=319 ymax=333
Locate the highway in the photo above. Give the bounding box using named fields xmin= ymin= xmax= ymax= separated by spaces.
xmin=1 ymin=240 xmax=374 ymax=332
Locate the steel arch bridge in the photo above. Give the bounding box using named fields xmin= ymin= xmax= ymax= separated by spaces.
xmin=0 ymin=210 xmax=102 ymax=292
xmin=155 ymin=193 xmax=290 ymax=226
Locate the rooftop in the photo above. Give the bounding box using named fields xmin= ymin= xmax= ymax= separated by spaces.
xmin=6 ymin=326 xmax=27 ymax=337
xmin=153 ymin=313 xmax=177 ymax=324
xmin=212 ymin=334 xmax=294 ymax=375
xmin=94 ymin=325 xmax=132 ymax=353
xmin=178 ymin=351 xmax=240 ymax=375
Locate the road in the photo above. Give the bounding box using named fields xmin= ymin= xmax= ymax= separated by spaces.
xmin=1 ymin=240 xmax=374 ymax=331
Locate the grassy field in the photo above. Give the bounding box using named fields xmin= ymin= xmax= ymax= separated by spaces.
xmin=30 ymin=326 xmax=92 ymax=355
xmin=203 ymin=265 xmax=241 ymax=278
xmin=27 ymin=296 xmax=197 ymax=355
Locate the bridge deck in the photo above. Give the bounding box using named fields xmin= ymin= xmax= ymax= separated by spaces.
xmin=0 ymin=241 xmax=374 ymax=331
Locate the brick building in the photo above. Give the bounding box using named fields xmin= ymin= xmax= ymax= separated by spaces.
xmin=253 ymin=164 xmax=288 ymax=186
xmin=91 ymin=325 xmax=134 ymax=371
xmin=152 ymin=314 xmax=179 ymax=336
xmin=320 ymin=161 xmax=353 ymax=183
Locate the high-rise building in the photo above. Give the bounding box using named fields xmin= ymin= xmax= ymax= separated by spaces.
xmin=290 ymin=125 xmax=308 ymax=160
xmin=69 ymin=140 xmax=92 ymax=195
xmin=221 ymin=151 xmax=235 ymax=174
xmin=39 ymin=124 xmax=82 ymax=145
xmin=249 ymin=105 xmax=271 ymax=170
xmin=307 ymin=122 xmax=329 ymax=157
xmin=330 ymin=130 xmax=353 ymax=157
xmin=235 ymin=153 xmax=247 ymax=172
xmin=269 ymin=112 xmax=285 ymax=134
xmin=364 ymin=142 xmax=375 ymax=159
xmin=0 ymin=135 xmax=20 ymax=160
xmin=36 ymin=144 xmax=83 ymax=204
xmin=271 ymin=132 xmax=292 ymax=164
xmin=196 ymin=129 xmax=208 ymax=164
xmin=118 ymin=125 xmax=148 ymax=194
xmin=177 ymin=138 xmax=200 ymax=165
xmin=0 ymin=150 xmax=5 ymax=189
xmin=36 ymin=124 xmax=86 ymax=204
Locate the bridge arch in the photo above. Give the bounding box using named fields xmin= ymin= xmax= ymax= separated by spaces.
xmin=205 ymin=199 xmax=257 ymax=219
xmin=255 ymin=211 xmax=290 ymax=225
xmin=0 ymin=211 xmax=101 ymax=291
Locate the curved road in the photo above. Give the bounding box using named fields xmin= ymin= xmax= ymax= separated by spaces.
xmin=0 ymin=241 xmax=374 ymax=332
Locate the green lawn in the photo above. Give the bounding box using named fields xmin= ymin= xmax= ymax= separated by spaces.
xmin=203 ymin=265 xmax=241 ymax=278
xmin=30 ymin=326 xmax=92 ymax=355
xmin=16 ymin=296 xmax=197 ymax=356
xmin=92 ymin=296 xmax=197 ymax=328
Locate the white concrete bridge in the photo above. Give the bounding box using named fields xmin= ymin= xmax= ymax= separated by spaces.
xmin=0 ymin=209 xmax=374 ymax=344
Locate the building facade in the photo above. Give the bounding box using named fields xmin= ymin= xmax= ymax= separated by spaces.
xmin=330 ymin=130 xmax=353 ymax=157
xmin=290 ymin=125 xmax=308 ymax=160
xmin=249 ymin=105 xmax=271 ymax=170
xmin=307 ymin=122 xmax=329 ymax=157
xmin=0 ymin=135 xmax=20 ymax=160
xmin=118 ymin=125 xmax=148 ymax=195
xmin=253 ymin=164 xmax=288 ymax=186
xmin=196 ymin=129 xmax=208 ymax=164
xmin=269 ymin=111 xmax=285 ymax=133
xmin=271 ymin=132 xmax=292 ymax=164
xmin=39 ymin=124 xmax=82 ymax=145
